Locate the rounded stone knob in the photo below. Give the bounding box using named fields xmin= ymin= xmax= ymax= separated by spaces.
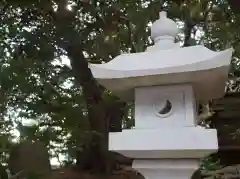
xmin=151 ymin=11 xmax=178 ymax=43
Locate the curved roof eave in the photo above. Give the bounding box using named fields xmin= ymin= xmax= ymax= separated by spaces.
xmin=89 ymin=47 xmax=233 ymax=80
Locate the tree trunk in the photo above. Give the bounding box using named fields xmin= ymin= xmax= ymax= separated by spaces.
xmin=75 ymin=100 xmax=126 ymax=173
xmin=66 ymin=42 xmax=126 ymax=173
xmin=44 ymin=0 xmax=127 ymax=173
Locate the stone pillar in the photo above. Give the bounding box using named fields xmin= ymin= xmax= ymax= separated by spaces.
xmin=133 ymin=160 xmax=199 ymax=179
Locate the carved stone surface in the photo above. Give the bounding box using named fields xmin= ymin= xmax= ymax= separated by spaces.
xmin=109 ymin=127 xmax=218 ymax=159
xmin=90 ymin=46 xmax=232 ymax=101
xmin=134 ymin=84 xmax=197 ymax=128
xmin=133 ymin=159 xmax=199 ymax=179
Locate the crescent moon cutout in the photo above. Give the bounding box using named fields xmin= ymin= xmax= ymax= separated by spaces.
xmin=157 ymin=100 xmax=172 ymax=116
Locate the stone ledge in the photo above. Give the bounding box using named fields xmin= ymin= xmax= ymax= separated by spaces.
xmin=109 ymin=127 xmax=218 ymax=159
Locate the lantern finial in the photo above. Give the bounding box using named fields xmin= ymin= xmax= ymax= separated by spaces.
xmin=150 ymin=11 xmax=178 ymax=49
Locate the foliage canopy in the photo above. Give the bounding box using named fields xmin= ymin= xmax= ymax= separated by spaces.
xmin=1 ymin=0 xmax=240 ymax=176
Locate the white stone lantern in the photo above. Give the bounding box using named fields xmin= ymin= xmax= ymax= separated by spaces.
xmin=89 ymin=10 xmax=233 ymax=179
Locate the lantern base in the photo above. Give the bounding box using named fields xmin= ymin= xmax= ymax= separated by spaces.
xmin=109 ymin=127 xmax=218 ymax=159
xmin=133 ymin=159 xmax=199 ymax=179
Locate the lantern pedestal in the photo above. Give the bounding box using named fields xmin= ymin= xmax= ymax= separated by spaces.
xmin=133 ymin=159 xmax=199 ymax=179
xmin=109 ymin=127 xmax=218 ymax=159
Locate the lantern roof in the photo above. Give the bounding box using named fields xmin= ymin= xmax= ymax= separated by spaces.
xmin=89 ymin=11 xmax=233 ymax=101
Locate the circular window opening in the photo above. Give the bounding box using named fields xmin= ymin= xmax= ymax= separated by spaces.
xmin=154 ymin=100 xmax=173 ymax=118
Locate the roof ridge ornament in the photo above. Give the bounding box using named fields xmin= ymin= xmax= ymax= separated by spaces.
xmin=148 ymin=11 xmax=179 ymax=51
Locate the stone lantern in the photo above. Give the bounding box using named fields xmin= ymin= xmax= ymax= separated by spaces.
xmin=89 ymin=10 xmax=233 ymax=179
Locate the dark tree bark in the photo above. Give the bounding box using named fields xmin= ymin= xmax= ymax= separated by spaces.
xmin=183 ymin=21 xmax=194 ymax=47
xmin=228 ymin=0 xmax=240 ymax=14
xmin=43 ymin=1 xmax=127 ymax=173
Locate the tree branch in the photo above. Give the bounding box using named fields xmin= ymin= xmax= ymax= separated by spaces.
xmin=183 ymin=20 xmax=194 ymax=47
